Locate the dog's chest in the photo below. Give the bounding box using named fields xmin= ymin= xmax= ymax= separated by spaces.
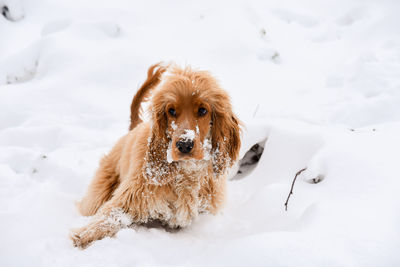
xmin=150 ymin=174 xmax=205 ymax=223
xmin=142 ymin=160 xmax=212 ymax=227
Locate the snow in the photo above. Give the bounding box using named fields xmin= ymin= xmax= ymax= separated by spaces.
xmin=166 ymin=141 xmax=173 ymax=164
xmin=1 ymin=0 xmax=400 ymax=266
xmin=179 ymin=129 xmax=196 ymax=142
xmin=171 ymin=120 xmax=177 ymax=130
xmin=202 ymin=138 xmax=212 ymax=161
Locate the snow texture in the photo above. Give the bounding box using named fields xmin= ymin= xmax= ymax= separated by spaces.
xmin=1 ymin=0 xmax=400 ymax=266
xmin=179 ymin=129 xmax=196 ymax=142
xmin=202 ymin=138 xmax=212 ymax=161
xmin=171 ymin=120 xmax=177 ymax=130
xmin=166 ymin=141 xmax=173 ymax=163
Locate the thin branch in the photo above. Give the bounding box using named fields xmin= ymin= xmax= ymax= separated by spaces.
xmin=284 ymin=168 xmax=307 ymax=211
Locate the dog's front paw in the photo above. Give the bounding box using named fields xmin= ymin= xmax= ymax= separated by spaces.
xmin=170 ymin=204 xmax=197 ymax=228
xmin=69 ymin=227 xmax=93 ymax=249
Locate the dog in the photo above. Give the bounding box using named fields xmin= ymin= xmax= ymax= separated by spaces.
xmin=70 ymin=63 xmax=241 ymax=248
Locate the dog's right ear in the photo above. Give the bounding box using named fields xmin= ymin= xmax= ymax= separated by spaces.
xmin=144 ymin=99 xmax=174 ymax=185
xmin=151 ymin=100 xmax=169 ymax=143
xmin=129 ymin=63 xmax=168 ymax=130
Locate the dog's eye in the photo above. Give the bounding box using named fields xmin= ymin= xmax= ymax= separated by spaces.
xmin=168 ymin=108 xmax=177 ymax=117
xmin=198 ymin=107 xmax=207 ymax=117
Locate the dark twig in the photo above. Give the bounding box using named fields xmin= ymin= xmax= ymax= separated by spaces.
xmin=284 ymin=168 xmax=307 ymax=211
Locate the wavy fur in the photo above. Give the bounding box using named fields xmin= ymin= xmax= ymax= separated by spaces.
xmin=71 ymin=63 xmax=241 ymax=249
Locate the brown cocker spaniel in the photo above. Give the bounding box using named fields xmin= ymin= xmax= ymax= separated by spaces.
xmin=70 ymin=63 xmax=241 ymax=248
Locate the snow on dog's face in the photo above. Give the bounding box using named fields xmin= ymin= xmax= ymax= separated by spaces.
xmin=165 ymin=95 xmax=212 ymax=162
xmin=150 ymin=65 xmax=241 ymax=173
xmin=153 ymin=73 xmax=212 ymax=162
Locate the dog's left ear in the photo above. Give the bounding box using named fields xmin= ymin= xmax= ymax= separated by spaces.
xmin=211 ymin=96 xmax=241 ymax=177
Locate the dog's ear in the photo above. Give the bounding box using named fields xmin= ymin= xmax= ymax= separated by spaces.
xmin=143 ymin=100 xmax=174 ymax=185
xmin=151 ymin=99 xmax=169 ymax=143
xmin=211 ymin=93 xmax=241 ymax=177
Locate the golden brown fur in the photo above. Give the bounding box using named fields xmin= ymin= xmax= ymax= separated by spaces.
xmin=70 ymin=63 xmax=241 ymax=249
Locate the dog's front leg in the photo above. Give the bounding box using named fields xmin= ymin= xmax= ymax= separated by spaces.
xmin=70 ymin=206 xmax=132 ymax=249
xmin=170 ymin=185 xmax=199 ymax=228
xmin=200 ymin=175 xmax=227 ymax=215
xmin=70 ymin=178 xmax=144 ymax=249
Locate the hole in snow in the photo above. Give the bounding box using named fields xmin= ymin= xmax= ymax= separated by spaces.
xmin=231 ymin=139 xmax=266 ymax=180
xmin=1 ymin=5 xmax=24 ymax=22
xmin=304 ymin=174 xmax=325 ymax=184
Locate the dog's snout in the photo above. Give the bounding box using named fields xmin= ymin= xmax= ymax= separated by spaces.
xmin=176 ymin=140 xmax=194 ymax=154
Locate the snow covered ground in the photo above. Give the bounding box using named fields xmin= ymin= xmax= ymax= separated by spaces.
xmin=1 ymin=0 xmax=400 ymax=266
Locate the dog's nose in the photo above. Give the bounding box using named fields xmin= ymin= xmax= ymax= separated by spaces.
xmin=176 ymin=140 xmax=194 ymax=154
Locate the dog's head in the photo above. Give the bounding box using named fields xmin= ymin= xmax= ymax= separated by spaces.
xmin=150 ymin=64 xmax=241 ymax=176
